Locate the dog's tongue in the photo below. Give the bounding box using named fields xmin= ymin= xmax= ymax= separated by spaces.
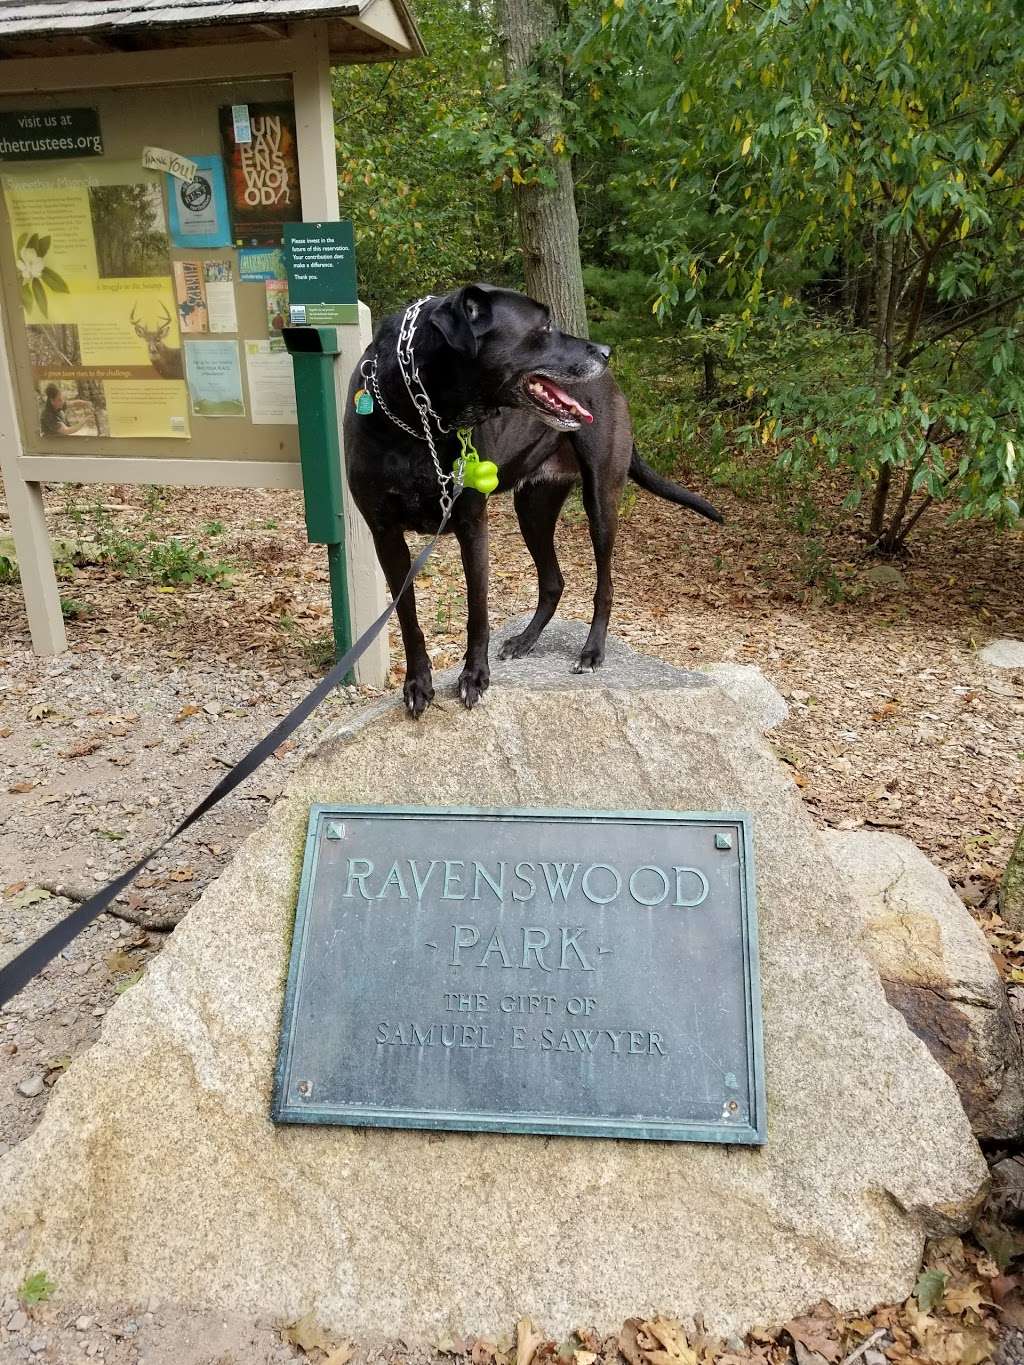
xmin=537 ymin=376 xmax=594 ymax=424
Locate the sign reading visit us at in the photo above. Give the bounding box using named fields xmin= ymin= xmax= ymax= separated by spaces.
xmin=284 ymin=220 xmax=358 ymax=326
xmin=0 ymin=108 xmax=103 ymax=161
xmin=273 ymin=807 xmax=766 ymax=1145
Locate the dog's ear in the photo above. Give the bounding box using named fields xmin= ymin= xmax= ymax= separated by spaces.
xmin=429 ymin=285 xmax=493 ymax=357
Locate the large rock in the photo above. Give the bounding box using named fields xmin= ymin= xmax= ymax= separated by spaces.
xmin=0 ymin=624 xmax=987 ymax=1337
xmin=826 ymin=830 xmax=1024 ymax=1140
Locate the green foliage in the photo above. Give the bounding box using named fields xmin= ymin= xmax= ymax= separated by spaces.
xmin=331 ymin=0 xmax=517 ymax=317
xmin=0 ymin=551 xmax=16 ymax=585
xmin=18 ymin=1271 xmax=55 ymax=1307
xmin=144 ymin=539 xmax=230 ymax=587
xmin=323 ymin=0 xmax=1024 ymax=552
xmin=59 ymin=596 xmax=89 ymax=620
xmin=567 ymin=0 xmax=1024 ymax=548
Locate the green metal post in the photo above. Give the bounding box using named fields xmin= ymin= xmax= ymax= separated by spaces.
xmin=284 ymin=326 xmax=354 ymax=678
xmin=325 ymin=541 xmax=353 ymax=679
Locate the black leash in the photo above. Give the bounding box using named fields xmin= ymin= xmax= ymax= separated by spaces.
xmin=0 ymin=517 xmax=451 ymax=1010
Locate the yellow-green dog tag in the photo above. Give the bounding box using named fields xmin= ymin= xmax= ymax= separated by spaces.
xmin=455 ymin=428 xmax=499 ymax=496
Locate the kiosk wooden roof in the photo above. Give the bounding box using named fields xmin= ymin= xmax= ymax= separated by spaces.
xmin=0 ymin=0 xmax=424 ymax=63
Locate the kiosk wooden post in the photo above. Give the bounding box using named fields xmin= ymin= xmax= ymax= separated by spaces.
xmin=0 ymin=0 xmax=421 ymax=683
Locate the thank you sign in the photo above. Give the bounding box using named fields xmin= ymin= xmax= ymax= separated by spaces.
xmin=274 ymin=807 xmax=765 ymax=1144
xmin=284 ymin=220 xmax=358 ymax=325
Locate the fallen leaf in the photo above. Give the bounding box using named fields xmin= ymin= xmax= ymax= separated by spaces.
xmin=8 ymin=781 xmax=35 ymax=794
xmin=792 ymin=1345 xmax=828 ymax=1365
xmin=642 ymin=1318 xmax=698 ymax=1365
xmin=281 ymin=1312 xmax=334 ymax=1355
xmin=517 ymin=1318 xmax=546 ymax=1365
xmin=998 ymin=1286 xmax=1024 ymax=1331
xmin=61 ymin=738 xmax=103 ymax=758
xmin=114 ymin=969 xmax=144 ymax=994
xmin=324 ymin=1342 xmax=356 ymax=1365
xmin=782 ymin=1305 xmax=842 ymax=1363
xmin=943 ymin=1279 xmax=989 ymax=1317
xmin=6 ymin=885 xmax=50 ymax=910
xmin=166 ymin=867 xmax=195 ymax=883
xmin=105 ymin=950 xmax=143 ymax=975
xmin=27 ymin=702 xmax=52 ymax=721
xmin=915 ymin=1268 xmax=948 ymax=1314
xmin=988 ymin=1273 xmax=1020 ymax=1305
xmin=175 ymin=704 xmax=201 ymax=722
xmin=619 ymin=1321 xmax=646 ymax=1365
xmin=435 ymin=1332 xmax=468 ymax=1356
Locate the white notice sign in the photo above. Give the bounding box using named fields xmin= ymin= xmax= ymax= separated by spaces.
xmin=244 ymin=340 xmax=297 ymax=425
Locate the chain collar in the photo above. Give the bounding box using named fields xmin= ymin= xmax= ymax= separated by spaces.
xmin=360 ymin=295 xmax=463 ymax=517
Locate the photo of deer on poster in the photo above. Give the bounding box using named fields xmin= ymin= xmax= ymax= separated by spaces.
xmin=1 ymin=159 xmax=189 ymax=439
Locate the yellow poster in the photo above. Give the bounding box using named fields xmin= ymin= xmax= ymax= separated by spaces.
xmin=2 ymin=161 xmax=190 ymax=440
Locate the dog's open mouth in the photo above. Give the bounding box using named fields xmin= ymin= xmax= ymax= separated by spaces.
xmin=522 ymin=374 xmax=594 ymax=429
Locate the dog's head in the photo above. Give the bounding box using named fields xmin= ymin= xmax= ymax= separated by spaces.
xmin=428 ymin=284 xmax=610 ymax=431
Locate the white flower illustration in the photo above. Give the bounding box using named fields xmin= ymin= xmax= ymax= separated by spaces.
xmin=17 ymin=246 xmax=44 ymax=283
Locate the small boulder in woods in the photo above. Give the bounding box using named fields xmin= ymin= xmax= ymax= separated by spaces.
xmin=826 ymin=829 xmax=1024 ymax=1141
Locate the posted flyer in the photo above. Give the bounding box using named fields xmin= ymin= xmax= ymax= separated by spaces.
xmin=166 ymin=154 xmax=231 ymax=249
xmin=218 ymin=102 xmax=301 ymax=246
xmin=203 ymin=259 xmax=237 ymax=333
xmin=183 ymin=338 xmax=245 ymax=417
xmin=2 ymin=159 xmax=190 ymax=439
xmin=173 ymin=260 xmax=208 ymax=332
xmin=244 ymin=339 xmax=296 ymax=424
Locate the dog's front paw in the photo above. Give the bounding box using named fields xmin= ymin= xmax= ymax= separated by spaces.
xmin=572 ymin=645 xmax=604 ymax=674
xmin=457 ymin=665 xmax=490 ymax=709
xmin=498 ymin=631 xmax=538 ymax=661
xmin=403 ymin=674 xmax=434 ymax=718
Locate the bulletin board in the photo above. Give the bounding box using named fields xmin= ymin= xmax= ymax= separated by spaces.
xmin=0 ymin=78 xmax=303 ymax=464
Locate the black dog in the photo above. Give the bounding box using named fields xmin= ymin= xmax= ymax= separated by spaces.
xmin=344 ymin=284 xmax=722 ymax=718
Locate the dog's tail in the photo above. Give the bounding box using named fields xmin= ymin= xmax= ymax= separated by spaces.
xmin=629 ymin=447 xmax=724 ymax=524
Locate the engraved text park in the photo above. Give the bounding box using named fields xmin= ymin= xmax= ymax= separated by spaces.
xmin=343 ymin=853 xmax=712 ymax=1060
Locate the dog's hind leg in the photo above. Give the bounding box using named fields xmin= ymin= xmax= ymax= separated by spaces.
xmin=573 ymin=456 xmax=625 ymax=673
xmin=371 ymin=525 xmax=434 ymax=718
xmin=453 ymin=504 xmax=491 ymax=708
xmin=498 ymin=478 xmax=572 ymax=661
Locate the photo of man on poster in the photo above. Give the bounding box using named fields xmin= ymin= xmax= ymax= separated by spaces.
xmin=39 ymin=381 xmax=90 ymax=436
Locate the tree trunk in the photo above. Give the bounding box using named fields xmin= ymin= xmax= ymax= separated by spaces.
xmin=498 ymin=0 xmax=589 ymax=337
xmin=868 ymin=232 xmax=896 ymax=541
xmin=702 ymin=347 xmax=718 ymax=399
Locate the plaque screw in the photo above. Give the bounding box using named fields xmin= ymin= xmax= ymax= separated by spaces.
xmin=296 ymin=1080 xmax=313 ymax=1099
xmin=325 ymin=822 xmax=346 ymax=840
xmin=714 ymin=832 xmax=733 ymax=850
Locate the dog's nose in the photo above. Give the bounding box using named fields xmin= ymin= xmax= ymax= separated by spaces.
xmin=596 ymin=343 xmax=612 ymax=361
